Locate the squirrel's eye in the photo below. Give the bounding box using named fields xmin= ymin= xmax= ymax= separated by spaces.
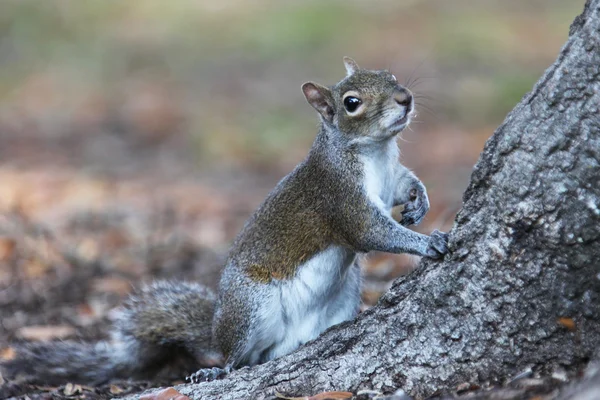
xmin=343 ymin=96 xmax=362 ymax=113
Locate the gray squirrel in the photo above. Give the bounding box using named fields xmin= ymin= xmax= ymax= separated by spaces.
xmin=0 ymin=57 xmax=448 ymax=385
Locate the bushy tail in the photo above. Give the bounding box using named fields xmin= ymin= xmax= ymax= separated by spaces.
xmin=1 ymin=281 xmax=221 ymax=385
xmin=1 ymin=340 xmax=139 ymax=385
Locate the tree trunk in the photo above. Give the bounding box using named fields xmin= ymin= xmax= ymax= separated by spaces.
xmin=126 ymin=1 xmax=600 ymax=399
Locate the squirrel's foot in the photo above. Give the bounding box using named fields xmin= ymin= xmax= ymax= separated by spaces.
xmin=186 ymin=366 xmax=229 ymax=383
xmin=425 ymin=229 xmax=449 ymax=259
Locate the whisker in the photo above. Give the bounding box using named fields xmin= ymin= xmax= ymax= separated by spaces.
xmin=414 ymin=98 xmax=442 ymax=108
xmin=415 ymin=102 xmax=437 ymax=116
xmin=404 ymin=58 xmax=429 ymax=88
xmin=416 ymin=106 xmax=436 ymax=116
xmin=406 ymin=76 xmax=436 ymax=90
xmin=398 ymin=132 xmax=415 ymax=143
xmin=413 ymin=94 xmax=439 ymax=102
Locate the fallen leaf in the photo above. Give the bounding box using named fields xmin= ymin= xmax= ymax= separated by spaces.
xmin=0 ymin=237 xmax=16 ymax=261
xmin=17 ymin=325 xmax=76 ymax=341
xmin=92 ymin=277 xmax=133 ymax=296
xmin=109 ymin=384 xmax=125 ymax=395
xmin=76 ymin=238 xmax=99 ymax=262
xmin=557 ymin=317 xmax=576 ymax=331
xmin=0 ymin=347 xmax=16 ymax=361
xmin=140 ymin=387 xmax=191 ymax=400
xmin=456 ymin=382 xmax=479 ymax=393
xmin=103 ymin=228 xmax=131 ymax=249
xmin=361 ymin=288 xmax=384 ymax=306
xmin=22 ymin=258 xmax=50 ymax=279
xmin=309 ymin=392 xmax=353 ymax=400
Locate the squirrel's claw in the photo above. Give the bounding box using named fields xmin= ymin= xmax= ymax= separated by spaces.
xmin=425 ymin=230 xmax=449 ymax=259
xmin=186 ymin=366 xmax=228 ymax=383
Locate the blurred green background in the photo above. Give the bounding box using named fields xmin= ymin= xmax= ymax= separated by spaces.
xmin=0 ymin=0 xmax=585 ymax=311
xmin=0 ymin=0 xmax=580 ymax=169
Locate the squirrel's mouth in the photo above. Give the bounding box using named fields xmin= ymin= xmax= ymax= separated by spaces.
xmin=388 ymin=113 xmax=411 ymax=133
xmin=396 ymin=114 xmax=410 ymax=125
xmin=389 ymin=104 xmax=416 ymax=133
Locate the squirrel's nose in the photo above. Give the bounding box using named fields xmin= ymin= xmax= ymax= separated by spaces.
xmin=394 ymin=89 xmax=413 ymax=108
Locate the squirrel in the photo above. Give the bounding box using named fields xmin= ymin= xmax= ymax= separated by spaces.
xmin=0 ymin=57 xmax=448 ymax=385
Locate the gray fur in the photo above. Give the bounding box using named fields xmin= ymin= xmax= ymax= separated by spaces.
xmin=1 ymin=281 xmax=220 ymax=384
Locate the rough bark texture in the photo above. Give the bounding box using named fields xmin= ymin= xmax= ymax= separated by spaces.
xmin=123 ymin=1 xmax=600 ymax=399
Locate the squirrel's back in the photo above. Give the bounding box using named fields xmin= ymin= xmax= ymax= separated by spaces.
xmin=230 ymin=132 xmax=365 ymax=283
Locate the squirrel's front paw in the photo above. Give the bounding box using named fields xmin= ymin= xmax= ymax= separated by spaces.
xmin=187 ymin=366 xmax=228 ymax=383
xmin=425 ymin=229 xmax=449 ymax=259
xmin=401 ymin=182 xmax=430 ymax=226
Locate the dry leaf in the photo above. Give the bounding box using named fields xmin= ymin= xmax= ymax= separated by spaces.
xmin=275 ymin=390 xmax=353 ymax=400
xmin=0 ymin=347 xmax=16 ymax=361
xmin=109 ymin=384 xmax=125 ymax=395
xmin=456 ymin=382 xmax=479 ymax=393
xmin=140 ymin=387 xmax=191 ymax=400
xmin=76 ymin=238 xmax=100 ymax=262
xmin=309 ymin=392 xmax=353 ymax=400
xmin=0 ymin=237 xmax=16 ymax=261
xmin=361 ymin=288 xmax=384 ymax=306
xmin=17 ymin=325 xmax=76 ymax=341
xmin=103 ymin=228 xmax=131 ymax=249
xmin=92 ymin=277 xmax=132 ymax=296
xmin=22 ymin=258 xmax=50 ymax=279
xmin=557 ymin=317 xmax=576 ymax=331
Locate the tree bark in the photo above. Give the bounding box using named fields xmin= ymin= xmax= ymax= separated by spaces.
xmin=124 ymin=1 xmax=600 ymax=399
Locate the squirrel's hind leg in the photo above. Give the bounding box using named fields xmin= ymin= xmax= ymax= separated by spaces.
xmin=186 ymin=364 xmax=232 ymax=383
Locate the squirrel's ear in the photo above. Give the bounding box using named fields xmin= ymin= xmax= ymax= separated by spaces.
xmin=302 ymin=82 xmax=334 ymax=123
xmin=343 ymin=56 xmax=359 ymax=76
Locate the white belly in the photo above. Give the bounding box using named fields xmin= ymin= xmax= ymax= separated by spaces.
xmin=360 ymin=142 xmax=399 ymax=210
xmin=246 ymin=245 xmax=361 ymax=365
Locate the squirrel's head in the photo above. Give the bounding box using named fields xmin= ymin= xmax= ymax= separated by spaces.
xmin=302 ymin=57 xmax=414 ymax=141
